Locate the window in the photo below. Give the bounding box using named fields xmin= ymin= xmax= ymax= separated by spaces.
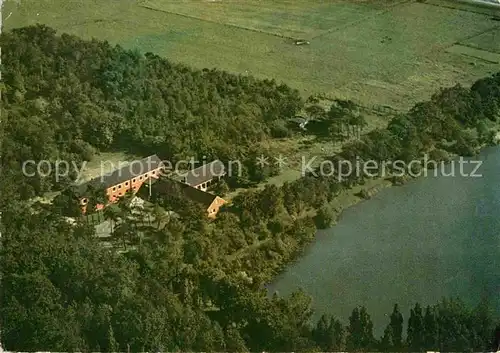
xmin=152 ymin=170 xmax=156 ymax=175
xmin=133 ymin=178 xmax=136 ymax=182
xmin=112 ymin=186 xmax=116 ymax=191
xmin=81 ymin=198 xmax=88 ymax=205
xmin=140 ymin=176 xmax=143 ymax=180
xmin=118 ymin=185 xmax=122 ymax=189
xmin=125 ymin=181 xmax=129 ymax=186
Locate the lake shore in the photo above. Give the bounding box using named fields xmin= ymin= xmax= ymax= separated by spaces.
xmin=267 ymin=144 xmax=500 ymax=335
xmin=261 ymin=138 xmax=500 ymax=284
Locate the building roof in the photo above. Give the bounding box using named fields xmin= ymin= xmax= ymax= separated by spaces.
xmin=183 ymin=160 xmax=225 ymax=187
xmin=74 ymin=154 xmax=163 ymax=196
xmin=148 ymin=177 xmax=219 ymax=208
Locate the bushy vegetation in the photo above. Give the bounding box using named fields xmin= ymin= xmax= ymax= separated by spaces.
xmin=2 ymin=200 xmax=499 ymax=352
xmin=1 ymin=25 xmax=500 ymax=351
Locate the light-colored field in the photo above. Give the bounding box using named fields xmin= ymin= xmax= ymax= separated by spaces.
xmin=446 ymin=44 xmax=500 ymax=63
xmin=461 ymin=30 xmax=500 ymax=53
xmin=140 ymin=0 xmax=401 ymax=39
xmin=4 ymin=0 xmax=500 ymax=110
xmin=77 ymin=152 xmax=137 ymax=183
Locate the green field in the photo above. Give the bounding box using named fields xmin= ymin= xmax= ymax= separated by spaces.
xmin=446 ymin=44 xmax=500 ymax=63
xmin=140 ymin=0 xmax=396 ymax=39
xmin=461 ymin=30 xmax=500 ymax=54
xmin=4 ymin=0 xmax=500 ymax=110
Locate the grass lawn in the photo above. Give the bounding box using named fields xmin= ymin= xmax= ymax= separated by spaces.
xmin=5 ymin=0 xmax=500 ymax=111
xmin=460 ymin=30 xmax=500 ymax=54
xmin=76 ymin=152 xmax=138 ymax=184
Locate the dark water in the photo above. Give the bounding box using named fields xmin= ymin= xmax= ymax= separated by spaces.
xmin=268 ymin=147 xmax=500 ymax=334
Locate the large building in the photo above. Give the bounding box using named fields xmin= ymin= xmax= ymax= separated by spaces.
xmin=180 ymin=159 xmax=226 ymax=192
xmin=143 ymin=177 xmax=227 ymax=218
xmin=74 ymin=154 xmax=164 ymax=213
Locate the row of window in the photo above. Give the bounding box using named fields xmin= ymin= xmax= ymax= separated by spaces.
xmin=195 ymin=179 xmax=214 ymax=190
xmin=109 ymin=185 xmax=139 ymax=200
xmin=80 ymin=171 xmax=159 ymax=206
xmin=110 ymin=170 xmax=158 ymax=192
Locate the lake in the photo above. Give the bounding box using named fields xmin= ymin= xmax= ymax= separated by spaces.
xmin=268 ymin=147 xmax=500 ymax=334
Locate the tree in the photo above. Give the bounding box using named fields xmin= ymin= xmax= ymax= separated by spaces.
xmin=149 ymin=203 xmax=169 ymax=229
xmin=380 ymin=325 xmax=395 ymax=351
xmin=314 ymin=203 xmax=334 ymax=229
xmin=492 ymin=324 xmax=500 ymax=352
xmin=313 ymin=314 xmax=330 ymax=348
xmin=224 ymin=325 xmax=247 ymax=352
xmin=476 ymin=120 xmax=490 ymax=144
xmin=433 ymin=298 xmax=486 ymax=352
xmin=472 ymin=296 xmax=495 ymax=351
xmin=85 ymin=183 xmax=108 ymax=213
xmin=346 ymin=306 xmax=375 ymax=351
xmin=305 ymin=104 xmax=326 ymax=121
xmin=407 ymin=303 xmax=424 ymax=350
xmin=52 ymin=189 xmax=82 ymax=217
xmin=313 ymin=315 xmax=344 ymax=351
xmin=423 ymin=305 xmax=439 ymax=351
xmin=270 ymin=119 xmax=292 ymax=138
xmin=258 ymin=184 xmax=284 ymax=219
xmin=213 ymin=179 xmax=230 ymax=197
xmin=350 ymin=113 xmax=367 ymax=139
xmin=389 ymin=303 xmax=404 ymax=349
xmin=103 ymin=205 xmax=120 ymax=234
xmin=112 ymin=221 xmax=134 ymax=250
xmin=431 ymin=84 xmax=474 ymax=125
xmin=106 ymin=324 xmax=119 ymax=352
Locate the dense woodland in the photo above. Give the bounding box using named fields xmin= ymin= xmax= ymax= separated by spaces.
xmin=0 ymin=24 xmax=302 ymax=203
xmin=1 ymin=25 xmax=500 ymax=351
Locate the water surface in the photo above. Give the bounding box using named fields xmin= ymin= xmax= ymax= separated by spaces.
xmin=269 ymin=147 xmax=500 ymax=333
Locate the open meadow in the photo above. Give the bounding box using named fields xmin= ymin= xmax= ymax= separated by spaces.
xmin=4 ymin=0 xmax=500 ymax=111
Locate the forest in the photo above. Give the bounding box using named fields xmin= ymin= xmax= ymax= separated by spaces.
xmin=1 ymin=25 xmax=500 ymax=351
xmin=0 ymin=24 xmax=302 ymax=204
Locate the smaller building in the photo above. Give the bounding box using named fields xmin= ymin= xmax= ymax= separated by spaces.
xmin=294 ymin=39 xmax=310 ymax=45
xmin=143 ymin=177 xmax=226 ymax=218
xmin=180 ymin=160 xmax=226 ymax=192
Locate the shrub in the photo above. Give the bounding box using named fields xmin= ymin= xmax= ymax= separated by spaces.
xmin=314 ymin=204 xmax=335 ymax=229
xmin=270 ymin=120 xmax=292 ymax=138
xmin=428 ymin=148 xmax=450 ymax=163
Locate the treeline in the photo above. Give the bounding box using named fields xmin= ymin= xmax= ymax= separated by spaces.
xmin=0 ymin=24 xmax=302 ymax=205
xmin=300 ymin=73 xmax=500 ymax=178
xmin=338 ymin=74 xmax=500 ymax=167
xmin=1 ymin=202 xmax=499 ymax=352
